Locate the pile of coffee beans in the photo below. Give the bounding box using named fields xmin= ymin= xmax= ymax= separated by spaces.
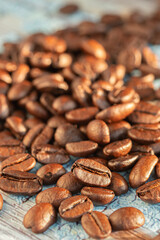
xmin=0 ymin=4 xmax=160 ymax=238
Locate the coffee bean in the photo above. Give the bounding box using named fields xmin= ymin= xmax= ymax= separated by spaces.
xmin=89 ymin=157 xmax=107 ymax=166
xmin=0 ymin=194 xmax=3 ymax=210
xmin=47 ymin=115 xmax=67 ymax=129
xmin=103 ymin=139 xmax=132 ymax=158
xmin=66 ymin=107 xmax=99 ymax=124
xmin=6 ymin=116 xmax=27 ymax=139
xmin=86 ymin=119 xmax=110 ymax=144
xmin=131 ymin=142 xmax=154 ymax=154
xmin=128 ymin=126 xmax=160 ymax=144
xmin=71 ymin=158 xmax=112 ymax=187
xmin=66 ymin=141 xmax=98 ymax=157
xmin=0 ymin=153 xmax=36 ymax=174
xmin=109 ymin=207 xmax=145 ymax=230
xmin=36 ymin=163 xmax=66 ymax=185
xmin=81 ymin=187 xmax=115 ymax=205
xmin=81 ymin=211 xmax=112 ymax=239
xmin=142 ymin=47 xmax=158 ymax=68
xmin=32 ymin=144 xmax=70 ymax=164
xmin=0 ymin=59 xmax=17 ymax=72
xmin=96 ymin=102 xmax=136 ymax=123
xmin=24 ymin=117 xmax=43 ymax=129
xmin=23 ymin=203 xmax=57 ymax=233
xmin=0 ymin=170 xmax=42 ymax=195
xmin=55 ymin=123 xmax=85 ymax=147
xmin=8 ymin=81 xmax=32 ymax=101
xmin=59 ymin=195 xmax=93 ymax=222
xmin=108 ymin=121 xmax=131 ymax=141
xmin=56 ymin=172 xmax=83 ymax=193
xmin=31 ymin=126 xmax=54 ymax=148
xmin=0 ymin=94 xmax=10 ymax=119
xmin=52 ymin=95 xmax=77 ymax=114
xmin=0 ymin=69 xmax=12 ymax=84
xmin=107 ymin=172 xmax=128 ymax=196
xmin=108 ymin=154 xmax=139 ymax=171
xmin=0 ymin=81 xmax=9 ymax=94
xmin=23 ymin=123 xmax=45 ymax=147
xmin=36 ymin=187 xmax=72 ymax=208
xmin=59 ymin=4 xmax=79 ymax=14
xmin=129 ymin=155 xmax=158 ymax=188
xmin=156 ymin=162 xmax=160 ymax=178
xmin=92 ymin=88 xmax=110 ymax=110
xmin=40 ymin=93 xmax=56 ymax=115
xmin=26 ymin=101 xmax=49 ymax=120
xmin=136 ymin=179 xmax=160 ymax=203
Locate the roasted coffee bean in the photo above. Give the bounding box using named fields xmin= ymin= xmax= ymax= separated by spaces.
xmin=92 ymin=88 xmax=110 ymax=110
xmin=52 ymin=95 xmax=77 ymax=114
xmin=23 ymin=123 xmax=45 ymax=147
xmin=136 ymin=179 xmax=160 ymax=203
xmin=86 ymin=119 xmax=110 ymax=144
xmin=156 ymin=162 xmax=160 ymax=178
xmin=103 ymin=139 xmax=132 ymax=158
xmin=59 ymin=4 xmax=79 ymax=14
xmin=0 ymin=94 xmax=10 ymax=119
xmin=36 ymin=163 xmax=66 ymax=185
xmin=0 ymin=59 xmax=17 ymax=72
xmin=0 ymin=69 xmax=12 ymax=84
xmin=52 ymin=53 xmax=72 ymax=68
xmin=139 ymin=64 xmax=160 ymax=78
xmin=108 ymin=121 xmax=131 ymax=141
xmin=71 ymin=158 xmax=112 ymax=187
xmin=0 ymin=139 xmax=25 ymax=161
xmin=12 ymin=64 xmax=29 ymax=83
xmin=36 ymin=187 xmax=72 ymax=208
xmin=32 ymin=144 xmax=70 ymax=164
xmin=108 ymin=87 xmax=139 ymax=104
xmin=107 ymin=172 xmax=128 ymax=196
xmin=131 ymin=143 xmax=154 ymax=154
xmin=129 ymin=155 xmax=158 ymax=188
xmin=81 ymin=211 xmax=112 ymax=239
xmin=59 ymin=195 xmax=93 ymax=222
xmin=0 ymin=153 xmax=36 ymax=174
xmin=89 ymin=157 xmax=107 ymax=166
xmin=31 ymin=126 xmax=53 ymax=149
xmin=42 ymin=35 xmax=67 ymax=53
xmin=0 ymin=194 xmax=3 ymax=210
xmin=24 ymin=117 xmax=43 ymax=129
xmin=40 ymin=93 xmax=56 ymax=115
xmin=8 ymin=81 xmax=32 ymax=101
xmin=108 ymin=154 xmax=139 ymax=171
xmin=56 ymin=172 xmax=83 ymax=193
xmin=109 ymin=207 xmax=145 ymax=230
xmin=47 ymin=116 xmax=67 ymax=129
xmin=23 ymin=203 xmax=57 ymax=233
xmin=96 ymin=103 xmax=136 ymax=123
xmin=66 ymin=141 xmax=98 ymax=157
xmin=29 ymin=52 xmax=52 ymax=68
xmin=55 ymin=123 xmax=85 ymax=147
xmin=66 ymin=107 xmax=98 ymax=124
xmin=26 ymin=101 xmax=49 ymax=120
xmin=0 ymin=81 xmax=9 ymax=94
xmin=0 ymin=170 xmax=42 ymax=195
xmin=142 ymin=47 xmax=158 ymax=68
xmin=128 ymin=126 xmax=160 ymax=144
xmin=81 ymin=187 xmax=114 ymax=205
xmin=18 ymin=90 xmax=38 ymax=107
xmin=6 ymin=116 xmax=27 ymax=139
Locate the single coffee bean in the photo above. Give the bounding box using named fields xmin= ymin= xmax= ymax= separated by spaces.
xmin=0 ymin=194 xmax=3 ymax=210
xmin=55 ymin=123 xmax=85 ymax=147
xmin=0 ymin=69 xmax=12 ymax=84
xmin=92 ymin=88 xmax=110 ymax=110
xmin=36 ymin=163 xmax=66 ymax=185
xmin=81 ymin=211 xmax=112 ymax=239
xmin=36 ymin=187 xmax=72 ymax=208
xmin=24 ymin=117 xmax=43 ymax=129
xmin=81 ymin=187 xmax=115 ymax=205
xmin=142 ymin=46 xmax=158 ymax=68
xmin=128 ymin=126 xmax=160 ymax=144
xmin=6 ymin=116 xmax=27 ymax=139
xmin=96 ymin=102 xmax=136 ymax=123
xmin=66 ymin=141 xmax=98 ymax=157
xmin=52 ymin=95 xmax=77 ymax=114
xmin=129 ymin=155 xmax=158 ymax=188
xmin=66 ymin=107 xmax=99 ymax=124
xmin=103 ymin=139 xmax=132 ymax=158
xmin=31 ymin=126 xmax=54 ymax=149
xmin=56 ymin=172 xmax=83 ymax=193
xmin=108 ymin=121 xmax=131 ymax=141
xmin=136 ymin=179 xmax=160 ymax=203
xmin=86 ymin=119 xmax=110 ymax=144
xmin=23 ymin=123 xmax=45 ymax=147
xmin=0 ymin=94 xmax=10 ymax=119
xmin=0 ymin=153 xmax=36 ymax=174
xmin=59 ymin=3 xmax=79 ymax=14
xmin=47 ymin=115 xmax=67 ymax=129
xmin=40 ymin=92 xmax=56 ymax=115
xmin=32 ymin=144 xmax=70 ymax=164
xmin=109 ymin=207 xmax=145 ymax=230
xmin=71 ymin=158 xmax=112 ymax=187
xmin=23 ymin=203 xmax=57 ymax=233
xmin=0 ymin=170 xmax=42 ymax=195
xmin=108 ymin=154 xmax=139 ymax=171
xmin=131 ymin=142 xmax=154 ymax=154
xmin=107 ymin=172 xmax=128 ymax=196
xmin=8 ymin=81 xmax=32 ymax=101
xmin=12 ymin=64 xmax=29 ymax=83
xmin=26 ymin=101 xmax=49 ymax=120
xmin=156 ymin=162 xmax=160 ymax=178
xmin=59 ymin=195 xmax=93 ymax=222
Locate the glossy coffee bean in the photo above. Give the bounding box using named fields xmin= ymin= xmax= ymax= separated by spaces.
xmin=107 ymin=172 xmax=128 ymax=196
xmin=109 ymin=207 xmax=145 ymax=230
xmin=81 ymin=187 xmax=115 ymax=205
xmin=31 ymin=126 xmax=54 ymax=149
xmin=6 ymin=116 xmax=27 ymax=139
xmin=108 ymin=154 xmax=139 ymax=171
xmin=26 ymin=101 xmax=49 ymax=120
xmin=66 ymin=141 xmax=98 ymax=157
xmin=23 ymin=203 xmax=57 ymax=233
xmin=0 ymin=94 xmax=10 ymax=119
xmin=47 ymin=115 xmax=67 ymax=129
xmin=86 ymin=119 xmax=110 ymax=144
xmin=23 ymin=123 xmax=45 ymax=147
xmin=36 ymin=163 xmax=66 ymax=185
xmin=103 ymin=139 xmax=132 ymax=158
xmin=108 ymin=121 xmax=131 ymax=141
xmin=52 ymin=95 xmax=77 ymax=114
xmin=36 ymin=187 xmax=72 ymax=208
xmin=0 ymin=170 xmax=42 ymax=195
xmin=59 ymin=195 xmax=93 ymax=222
xmin=0 ymin=153 xmax=36 ymax=174
xmin=136 ymin=179 xmax=160 ymax=203
xmin=156 ymin=162 xmax=160 ymax=178
xmin=81 ymin=211 xmax=112 ymax=239
xmin=131 ymin=143 xmax=154 ymax=154
xmin=12 ymin=64 xmax=29 ymax=83
xmin=8 ymin=81 xmax=32 ymax=101
xmin=71 ymin=158 xmax=112 ymax=187
xmin=0 ymin=194 xmax=3 ymax=210
xmin=129 ymin=155 xmax=158 ymax=188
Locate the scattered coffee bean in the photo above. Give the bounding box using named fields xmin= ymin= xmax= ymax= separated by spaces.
xmin=108 ymin=154 xmax=139 ymax=171
xmin=107 ymin=172 xmax=128 ymax=196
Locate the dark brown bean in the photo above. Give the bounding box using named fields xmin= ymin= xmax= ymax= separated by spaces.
xmin=59 ymin=3 xmax=79 ymax=14
xmin=36 ymin=187 xmax=72 ymax=208
xmin=66 ymin=141 xmax=98 ymax=157
xmin=59 ymin=195 xmax=93 ymax=222
xmin=108 ymin=154 xmax=139 ymax=171
xmin=71 ymin=158 xmax=112 ymax=187
xmin=108 ymin=121 xmax=131 ymax=141
xmin=129 ymin=155 xmax=158 ymax=188
xmin=107 ymin=172 xmax=128 ymax=196
xmin=56 ymin=172 xmax=83 ymax=193
xmin=81 ymin=211 xmax=112 ymax=239
xmin=109 ymin=207 xmax=145 ymax=230
xmin=23 ymin=203 xmax=57 ymax=233
xmin=36 ymin=163 xmax=66 ymax=185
